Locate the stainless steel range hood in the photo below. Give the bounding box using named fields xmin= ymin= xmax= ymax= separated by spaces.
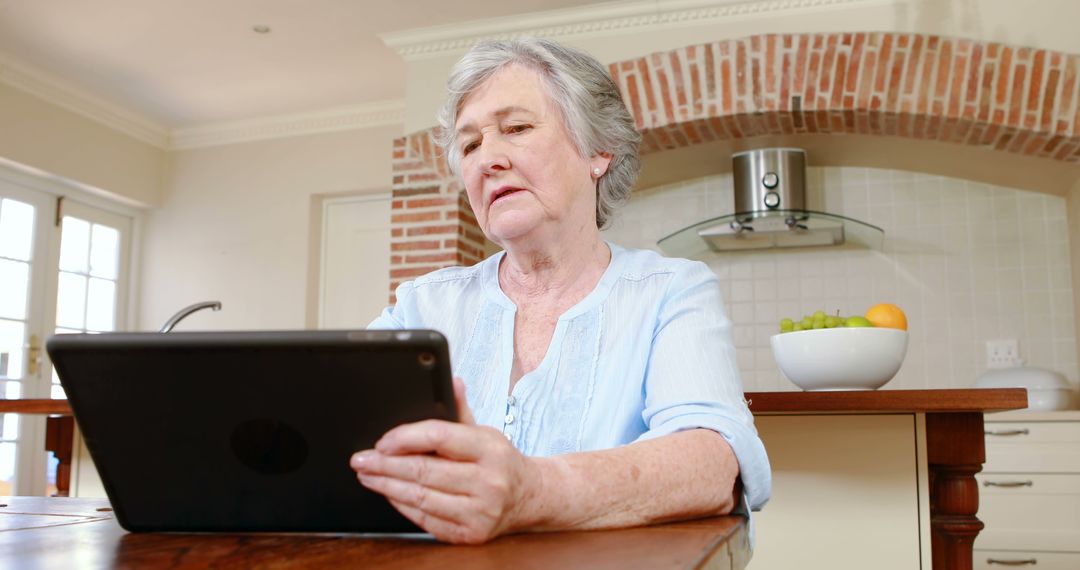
xmin=657 ymin=148 xmax=884 ymax=256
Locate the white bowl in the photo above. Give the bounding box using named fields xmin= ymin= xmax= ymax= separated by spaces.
xmin=770 ymin=328 xmax=909 ymax=391
xmin=975 ymin=366 xmax=1077 ymax=411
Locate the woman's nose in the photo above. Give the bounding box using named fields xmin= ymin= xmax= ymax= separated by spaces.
xmin=477 ymin=140 xmax=510 ymax=173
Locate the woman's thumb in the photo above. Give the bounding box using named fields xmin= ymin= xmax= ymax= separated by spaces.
xmin=452 ymin=376 xmax=476 ymax=425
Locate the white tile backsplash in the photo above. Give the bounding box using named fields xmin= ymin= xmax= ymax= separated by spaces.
xmin=603 ymin=166 xmax=1079 ymax=391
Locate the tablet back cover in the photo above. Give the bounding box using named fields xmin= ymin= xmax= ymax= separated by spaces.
xmin=46 ymin=329 xmax=455 ymax=533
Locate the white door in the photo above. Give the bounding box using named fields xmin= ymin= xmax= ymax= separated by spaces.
xmin=0 ymin=170 xmax=132 ymax=496
xmin=318 ymin=194 xmax=391 ymax=328
xmin=0 ymin=181 xmax=55 ymax=496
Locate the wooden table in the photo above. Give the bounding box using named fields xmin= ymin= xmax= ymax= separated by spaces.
xmin=3 ymin=389 xmax=1026 ymax=570
xmin=0 ymin=496 xmax=749 ymax=569
xmin=745 ymin=388 xmax=1027 ymax=570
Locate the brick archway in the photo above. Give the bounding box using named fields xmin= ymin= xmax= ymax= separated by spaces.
xmin=387 ymin=32 xmax=1080 ymax=300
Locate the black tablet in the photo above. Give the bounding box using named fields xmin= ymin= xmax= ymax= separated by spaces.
xmin=46 ymin=329 xmax=456 ymax=533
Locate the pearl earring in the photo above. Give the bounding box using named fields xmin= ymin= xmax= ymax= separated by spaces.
xmin=593 ymin=167 xmax=601 ymax=177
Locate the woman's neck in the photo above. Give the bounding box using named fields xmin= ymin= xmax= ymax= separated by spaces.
xmin=498 ymin=232 xmax=610 ymax=303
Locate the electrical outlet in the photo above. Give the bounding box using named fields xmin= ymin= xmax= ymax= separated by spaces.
xmin=986 ymin=339 xmax=1020 ymax=368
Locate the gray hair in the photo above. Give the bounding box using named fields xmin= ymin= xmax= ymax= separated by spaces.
xmin=435 ymin=37 xmax=641 ymax=230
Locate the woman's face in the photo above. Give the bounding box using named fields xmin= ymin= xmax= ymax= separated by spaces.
xmin=455 ymin=65 xmax=610 ymax=247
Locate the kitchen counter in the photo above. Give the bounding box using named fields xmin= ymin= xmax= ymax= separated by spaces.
xmin=744 ymin=387 xmax=1027 ymax=570
xmin=744 ymin=387 xmax=1026 ymax=414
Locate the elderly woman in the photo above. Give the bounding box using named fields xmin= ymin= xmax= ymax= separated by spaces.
xmin=354 ymin=37 xmax=770 ymax=544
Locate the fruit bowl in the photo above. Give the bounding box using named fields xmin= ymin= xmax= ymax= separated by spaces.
xmin=770 ymin=328 xmax=909 ymax=391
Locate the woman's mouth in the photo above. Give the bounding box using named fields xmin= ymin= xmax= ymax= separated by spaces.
xmin=491 ymin=188 xmax=522 ymax=203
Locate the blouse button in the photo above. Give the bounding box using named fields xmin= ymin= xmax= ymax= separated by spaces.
xmin=505 ymin=413 xmax=515 ymax=425
xmin=507 ymin=395 xmax=516 ymax=406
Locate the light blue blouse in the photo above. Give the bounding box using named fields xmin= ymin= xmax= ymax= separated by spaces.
xmin=369 ymin=243 xmax=771 ymax=511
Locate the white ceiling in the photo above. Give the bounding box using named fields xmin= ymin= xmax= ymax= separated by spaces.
xmin=0 ymin=0 xmax=617 ymax=128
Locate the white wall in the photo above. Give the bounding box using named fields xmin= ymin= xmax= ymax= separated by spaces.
xmin=138 ymin=126 xmax=400 ymax=332
xmin=0 ymin=82 xmax=165 ymax=207
xmin=603 ymin=167 xmax=1078 ymax=392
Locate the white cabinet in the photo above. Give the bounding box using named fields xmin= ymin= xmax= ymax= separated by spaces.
xmin=975 ymin=411 xmax=1080 ymax=568
xmin=752 ymin=414 xmax=929 ymax=569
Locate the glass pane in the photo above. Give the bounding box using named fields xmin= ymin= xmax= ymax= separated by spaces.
xmin=0 ymin=351 xmax=8 ymax=377
xmin=1 ymin=413 xmax=18 ymax=440
xmin=85 ymin=278 xmax=116 ymax=332
xmin=0 ymin=198 xmax=35 ymax=261
xmin=0 ymin=441 xmax=16 ymax=495
xmin=50 ymin=367 xmax=65 ymax=398
xmin=58 ymin=217 xmax=90 ymax=273
xmin=0 ymin=259 xmax=30 ymax=320
xmin=56 ymin=272 xmax=87 ymax=329
xmin=46 ymin=454 xmax=59 ymax=496
xmin=0 ymin=319 xmax=25 ymax=379
xmin=89 ymin=224 xmax=120 ymax=279
xmin=3 ymin=379 xmax=20 ymax=398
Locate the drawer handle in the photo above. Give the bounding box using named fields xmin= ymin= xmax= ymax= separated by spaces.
xmin=986 ymin=558 xmax=1037 ymax=566
xmin=983 ymin=480 xmax=1033 ymax=488
xmin=985 ymin=428 xmax=1029 ymax=436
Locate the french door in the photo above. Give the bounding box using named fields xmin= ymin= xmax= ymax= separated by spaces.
xmin=0 ymin=170 xmax=132 ymax=496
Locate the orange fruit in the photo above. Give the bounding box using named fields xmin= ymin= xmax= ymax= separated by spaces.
xmin=865 ymin=303 xmax=907 ymax=330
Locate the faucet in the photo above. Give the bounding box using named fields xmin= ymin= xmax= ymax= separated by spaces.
xmin=159 ymin=301 xmax=222 ymax=333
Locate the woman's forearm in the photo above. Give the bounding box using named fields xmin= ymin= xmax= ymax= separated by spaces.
xmin=516 ymin=429 xmax=740 ymax=532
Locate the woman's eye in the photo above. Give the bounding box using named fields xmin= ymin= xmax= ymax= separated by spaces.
xmin=462 ymin=141 xmax=479 ymax=155
xmin=506 ymin=124 xmax=531 ymax=134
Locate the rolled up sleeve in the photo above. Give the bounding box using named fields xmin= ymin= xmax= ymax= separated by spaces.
xmin=634 ymin=262 xmax=772 ymax=511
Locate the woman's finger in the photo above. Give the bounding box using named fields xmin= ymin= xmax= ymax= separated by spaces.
xmin=375 ymin=420 xmax=496 ymax=460
xmin=452 ymin=376 xmax=476 ymax=425
xmin=388 ymin=499 xmax=487 ymax=545
xmin=352 ymin=451 xmax=476 ymax=495
xmin=358 ymin=473 xmax=477 ymax=523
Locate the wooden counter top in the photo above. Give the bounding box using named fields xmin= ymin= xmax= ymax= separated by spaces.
xmin=2 ymin=388 xmax=1028 ymax=418
xmin=0 ymin=496 xmax=749 ymax=569
xmin=0 ymin=399 xmax=72 ymax=414
xmin=745 ymin=387 xmax=1027 ymax=414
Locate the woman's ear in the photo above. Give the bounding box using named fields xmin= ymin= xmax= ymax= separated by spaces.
xmin=590 ymin=152 xmax=614 ymax=178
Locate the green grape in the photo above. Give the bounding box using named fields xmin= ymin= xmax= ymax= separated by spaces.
xmin=779 ymin=318 xmax=794 ymax=333
xmin=844 ymin=316 xmax=874 ymax=327
xmin=825 ymin=315 xmax=841 ymax=328
xmin=812 ymin=316 xmax=826 ymax=329
xmin=801 ymin=316 xmax=813 ymax=329
xmin=812 ymin=310 xmax=827 ymax=320
xmin=792 ymin=323 xmax=803 ymax=331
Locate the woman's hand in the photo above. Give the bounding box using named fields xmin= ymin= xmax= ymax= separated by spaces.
xmin=350 ymin=378 xmax=543 ymax=544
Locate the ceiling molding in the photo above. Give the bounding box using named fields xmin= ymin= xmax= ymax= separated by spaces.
xmin=0 ymin=52 xmax=170 ymax=149
xmin=169 ymin=101 xmax=406 ymax=150
xmin=380 ymin=0 xmax=900 ymax=60
xmin=0 ymin=51 xmax=405 ymax=152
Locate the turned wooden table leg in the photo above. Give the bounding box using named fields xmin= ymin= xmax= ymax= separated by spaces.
xmin=926 ymin=412 xmax=986 ymax=570
xmin=44 ymin=415 xmax=75 ymax=497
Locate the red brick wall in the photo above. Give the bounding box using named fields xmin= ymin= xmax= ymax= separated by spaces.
xmin=611 ymin=33 xmax=1080 ymax=158
xmin=389 ymin=133 xmax=485 ymax=303
xmin=388 ymin=32 xmax=1080 ymax=302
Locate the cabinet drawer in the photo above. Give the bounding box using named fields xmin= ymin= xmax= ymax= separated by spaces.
xmin=975 ymin=474 xmax=1080 ymax=551
xmin=984 ymin=421 xmax=1080 ymax=472
xmin=974 ymin=550 xmax=1080 ymax=569
xmin=983 ymin=441 xmax=1080 ymax=472
xmin=984 ymin=421 xmax=1080 ymax=443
